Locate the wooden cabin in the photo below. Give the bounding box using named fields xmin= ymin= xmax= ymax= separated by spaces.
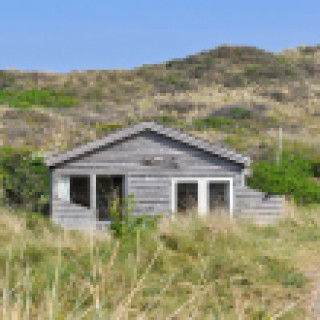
xmin=45 ymin=122 xmax=284 ymax=230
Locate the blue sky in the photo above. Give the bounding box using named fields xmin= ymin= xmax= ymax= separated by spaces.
xmin=0 ymin=0 xmax=319 ymax=72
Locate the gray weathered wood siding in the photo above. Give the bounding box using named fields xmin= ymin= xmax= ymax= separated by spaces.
xmin=51 ymin=131 xmax=244 ymax=223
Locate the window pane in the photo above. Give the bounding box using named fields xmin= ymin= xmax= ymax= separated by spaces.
xmin=209 ymin=182 xmax=229 ymax=212
xmin=177 ymin=182 xmax=198 ymax=212
xmin=70 ymin=176 xmax=90 ymax=208
xmin=96 ymin=176 xmax=123 ymax=221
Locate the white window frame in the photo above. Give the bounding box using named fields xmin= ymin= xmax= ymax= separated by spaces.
xmin=171 ymin=177 xmax=234 ymax=218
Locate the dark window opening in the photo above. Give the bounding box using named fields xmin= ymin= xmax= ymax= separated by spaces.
xmin=70 ymin=176 xmax=90 ymax=208
xmin=313 ymin=163 xmax=320 ymax=178
xmin=177 ymin=182 xmax=198 ymax=213
xmin=209 ymin=182 xmax=229 ymax=212
xmin=96 ymin=176 xmax=123 ymax=221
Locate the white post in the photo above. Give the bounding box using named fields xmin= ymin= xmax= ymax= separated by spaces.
xmin=171 ymin=179 xmax=177 ymax=220
xmin=91 ymin=174 xmax=97 ymax=219
xmin=171 ymin=180 xmax=176 ymax=213
xmin=229 ymin=180 xmax=234 ymax=218
xmin=198 ymin=179 xmax=207 ymax=215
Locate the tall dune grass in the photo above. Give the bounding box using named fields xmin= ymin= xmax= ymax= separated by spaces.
xmin=1 ymin=201 xmax=319 ymax=319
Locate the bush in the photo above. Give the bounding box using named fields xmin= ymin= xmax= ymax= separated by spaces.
xmin=156 ymin=75 xmax=191 ymax=93
xmin=247 ymin=150 xmax=320 ymax=205
xmin=0 ymin=71 xmax=15 ymax=89
xmin=156 ymin=114 xmax=185 ymax=126
xmin=228 ymin=107 xmax=253 ymax=119
xmin=163 ymin=75 xmax=180 ymax=84
xmin=0 ymin=146 xmax=50 ymax=214
xmin=94 ymin=123 xmax=123 ymax=134
xmin=193 ymin=117 xmax=234 ymax=130
xmin=0 ymin=88 xmax=78 ymax=108
xmin=244 ymin=62 xmax=297 ymax=82
xmin=223 ymin=73 xmax=246 ymax=87
xmin=109 ymin=194 xmax=160 ymax=238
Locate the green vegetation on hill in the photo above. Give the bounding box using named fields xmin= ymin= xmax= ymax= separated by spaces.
xmin=193 ymin=117 xmax=235 ymax=130
xmin=0 ymin=88 xmax=77 ymax=108
xmin=1 ymin=45 xmax=320 ymax=151
xmin=192 ymin=106 xmax=279 ymax=133
xmin=94 ymin=123 xmax=124 ymax=134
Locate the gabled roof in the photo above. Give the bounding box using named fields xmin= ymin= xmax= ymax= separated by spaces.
xmin=45 ymin=121 xmax=251 ymax=168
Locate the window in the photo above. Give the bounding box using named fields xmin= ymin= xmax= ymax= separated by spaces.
xmin=70 ymin=176 xmax=90 ymax=208
xmin=172 ymin=178 xmax=233 ymax=216
xmin=57 ymin=175 xmax=91 ymax=208
xmin=208 ymin=182 xmax=229 ymax=212
xmin=176 ymin=182 xmax=198 ymax=213
xmin=96 ymin=175 xmax=123 ymax=221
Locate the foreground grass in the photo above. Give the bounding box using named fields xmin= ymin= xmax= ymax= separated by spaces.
xmin=1 ymin=202 xmax=320 ymax=319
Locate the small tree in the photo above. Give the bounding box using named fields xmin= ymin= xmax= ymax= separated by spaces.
xmin=109 ymin=194 xmax=159 ymax=238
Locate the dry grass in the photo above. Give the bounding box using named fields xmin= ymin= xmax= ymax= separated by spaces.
xmin=1 ymin=203 xmax=320 ymax=319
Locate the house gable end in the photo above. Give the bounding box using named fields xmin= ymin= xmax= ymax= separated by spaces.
xmin=58 ymin=130 xmax=243 ymax=175
xmin=45 ymin=122 xmax=250 ymax=168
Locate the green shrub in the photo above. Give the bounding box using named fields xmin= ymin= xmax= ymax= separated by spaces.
xmin=193 ymin=117 xmax=234 ymax=130
xmin=86 ymin=88 xmax=103 ymax=100
xmin=244 ymin=61 xmax=297 ymax=82
xmin=94 ymin=123 xmax=123 ymax=134
xmin=247 ymin=150 xmax=320 ymax=205
xmin=163 ymin=76 xmax=180 ymax=84
xmin=0 ymin=146 xmax=50 ymax=214
xmin=228 ymin=107 xmax=253 ymax=119
xmin=223 ymin=73 xmax=246 ymax=87
xmin=109 ymin=194 xmax=160 ymax=238
xmin=157 ymin=114 xmax=185 ymax=126
xmin=158 ymin=75 xmax=191 ymax=92
xmin=0 ymin=71 xmax=15 ymax=89
xmin=0 ymin=88 xmax=78 ymax=108
xmin=276 ymin=57 xmax=290 ymax=64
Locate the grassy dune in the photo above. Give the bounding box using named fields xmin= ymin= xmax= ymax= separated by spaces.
xmin=1 ymin=202 xmax=320 ymax=319
xmin=2 ymin=45 xmax=320 ymax=153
